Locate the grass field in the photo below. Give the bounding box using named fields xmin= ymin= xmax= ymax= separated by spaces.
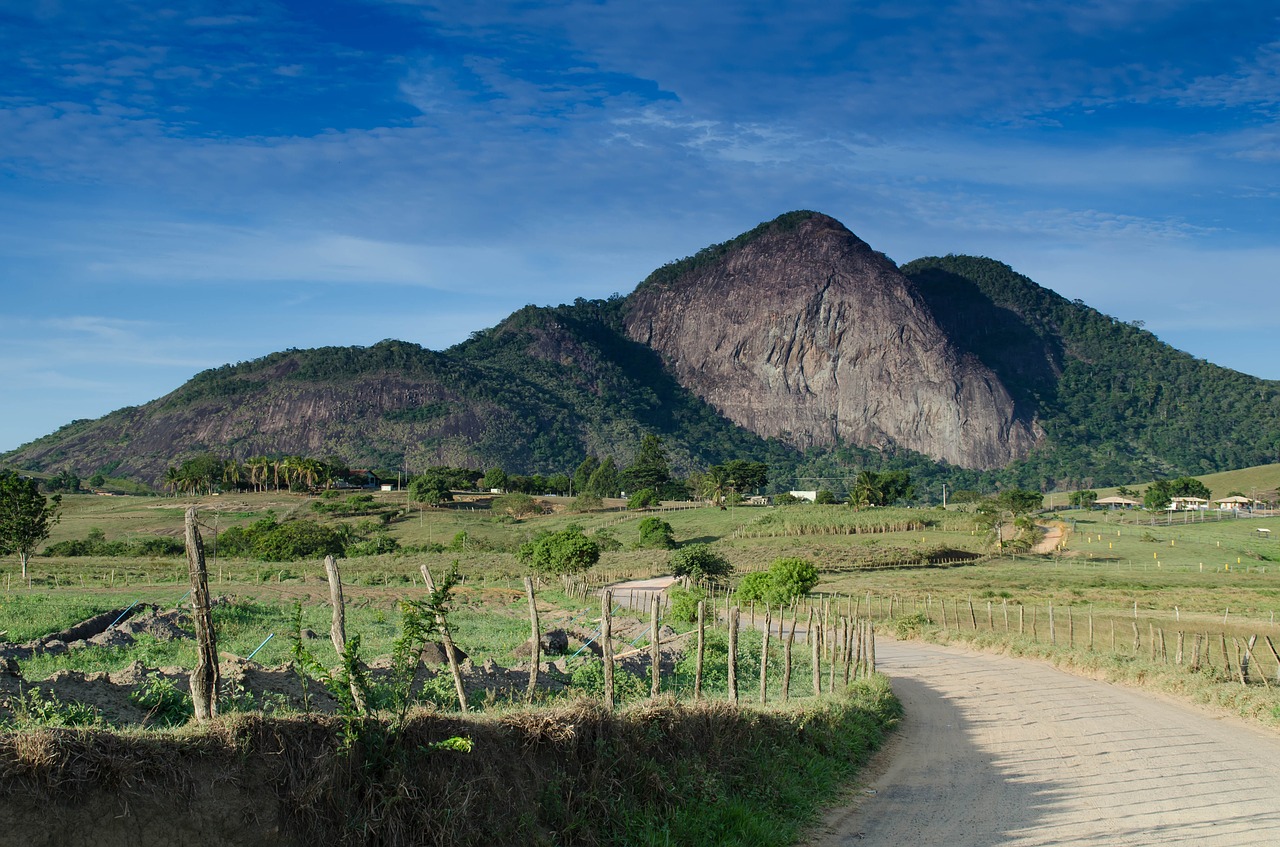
xmin=5 ymin=489 xmax=1280 ymax=723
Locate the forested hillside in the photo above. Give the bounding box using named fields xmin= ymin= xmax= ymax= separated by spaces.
xmin=903 ymin=256 xmax=1280 ymax=488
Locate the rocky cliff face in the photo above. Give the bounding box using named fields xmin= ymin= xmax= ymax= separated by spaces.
xmin=622 ymin=213 xmax=1041 ymax=469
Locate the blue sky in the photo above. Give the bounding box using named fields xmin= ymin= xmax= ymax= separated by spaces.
xmin=3 ymin=1 xmax=1279 ymax=454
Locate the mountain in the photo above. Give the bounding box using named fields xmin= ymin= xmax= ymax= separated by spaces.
xmin=622 ymin=212 xmax=1039 ymax=469
xmin=5 ymin=211 xmax=1279 ymax=489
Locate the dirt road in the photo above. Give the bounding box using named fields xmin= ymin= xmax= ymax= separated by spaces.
xmin=809 ymin=638 xmax=1280 ymax=846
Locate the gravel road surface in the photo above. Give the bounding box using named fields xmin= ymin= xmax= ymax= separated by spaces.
xmin=808 ymin=638 xmax=1280 ymax=846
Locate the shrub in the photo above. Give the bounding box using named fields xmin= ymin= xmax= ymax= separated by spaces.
xmin=637 ymin=517 xmax=676 ymax=549
xmin=570 ymin=659 xmax=648 ymax=704
xmin=668 ymin=585 xmax=708 ymax=623
xmin=518 ymin=525 xmax=600 ymax=575
xmin=492 ymin=492 xmax=539 ymax=518
xmin=735 ymin=557 xmax=819 ymax=606
xmin=669 ymin=543 xmax=733 ymax=582
xmin=570 ymin=493 xmax=603 ymax=512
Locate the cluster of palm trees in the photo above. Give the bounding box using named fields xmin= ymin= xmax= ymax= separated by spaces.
xmin=162 ymin=454 xmax=348 ymax=496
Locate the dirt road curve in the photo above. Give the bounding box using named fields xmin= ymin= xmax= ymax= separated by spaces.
xmin=808 ymin=638 xmax=1280 ymax=846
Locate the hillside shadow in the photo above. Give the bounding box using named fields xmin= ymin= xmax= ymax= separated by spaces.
xmin=906 ymin=267 xmax=1062 ymax=423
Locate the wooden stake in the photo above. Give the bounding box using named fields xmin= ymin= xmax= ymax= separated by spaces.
xmin=602 ymin=590 xmax=615 ymax=709
xmin=185 ymin=507 xmax=219 ymax=722
xmin=760 ymin=612 xmax=771 ymax=704
xmin=694 ymin=600 xmax=705 ymax=701
xmin=650 ymin=593 xmax=660 ymax=698
xmin=523 ymin=576 xmax=540 ymax=703
xmin=728 ymin=606 xmax=739 ymax=704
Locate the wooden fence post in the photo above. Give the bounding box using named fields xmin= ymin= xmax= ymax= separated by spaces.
xmin=646 ymin=593 xmax=659 ymax=698
xmin=185 ymin=507 xmax=218 ymax=722
xmin=694 ymin=600 xmax=705 ymax=701
xmin=602 ymin=590 xmax=615 ymax=709
xmin=324 ymin=554 xmax=347 ymax=656
xmin=760 ymin=612 xmax=771 ymax=704
xmin=524 ymin=577 xmax=540 ymax=703
xmin=728 ymin=606 xmax=739 ymax=704
xmin=810 ymin=608 xmax=821 ymax=696
xmin=782 ymin=605 xmax=795 ymax=702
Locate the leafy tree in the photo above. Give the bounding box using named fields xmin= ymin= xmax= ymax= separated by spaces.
xmin=491 ymin=492 xmax=539 ymax=518
xmin=44 ymin=470 xmax=81 ymax=494
xmin=772 ymin=493 xmax=802 ymax=505
xmin=0 ymin=472 xmax=62 ymax=579
xmin=668 ymin=584 xmax=708 ymax=623
xmin=997 ymin=488 xmax=1043 ymax=516
xmin=636 ymin=516 xmax=676 ymax=549
xmin=408 ymin=473 xmax=453 ymax=507
xmin=876 ymin=471 xmax=915 ymax=505
xmin=624 ymin=434 xmax=672 ymax=492
xmin=586 ymin=457 xmax=621 ymax=497
xmin=814 ymin=489 xmax=838 ymax=505
xmin=720 ymin=460 xmax=769 ymax=494
xmin=1142 ymin=480 xmax=1173 ymax=510
xmin=1068 ymin=490 xmax=1098 ymax=509
xmin=87 ymin=472 xmax=106 ymax=489
xmin=573 ymin=456 xmax=600 ymax=496
xmin=482 ymin=467 xmax=508 ymax=491
xmin=628 ymin=488 xmax=661 ymax=509
xmin=669 ymin=543 xmax=733 ymax=583
xmin=701 ymin=465 xmax=730 ymax=509
xmin=518 ymin=525 xmax=600 ymax=575
xmin=570 ymin=492 xmax=603 ymax=512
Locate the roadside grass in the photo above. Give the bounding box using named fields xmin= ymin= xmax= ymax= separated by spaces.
xmin=0 ymin=679 xmax=901 ymax=847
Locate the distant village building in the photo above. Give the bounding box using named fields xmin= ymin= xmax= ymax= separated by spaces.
xmin=1168 ymin=496 xmax=1209 ymax=511
xmin=1095 ymin=496 xmax=1139 ymax=509
xmin=788 ymin=490 xmax=818 ymax=502
xmin=1216 ymin=495 xmax=1258 ymax=511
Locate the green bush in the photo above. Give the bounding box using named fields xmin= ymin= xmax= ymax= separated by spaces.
xmin=637 ymin=517 xmax=676 ymax=549
xmin=668 ymin=585 xmax=707 ymax=623
xmin=669 ymin=543 xmax=733 ymax=582
xmin=518 ymin=525 xmax=600 ymax=575
xmin=570 ymin=659 xmax=648 ymax=704
xmin=735 ymin=558 xmax=818 ymax=606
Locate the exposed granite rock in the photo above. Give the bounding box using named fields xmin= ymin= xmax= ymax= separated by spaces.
xmin=623 ymin=213 xmax=1041 ymax=469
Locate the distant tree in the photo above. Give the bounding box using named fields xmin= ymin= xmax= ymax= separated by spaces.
xmin=491 ymin=492 xmax=538 ymax=518
xmin=0 ymin=472 xmax=62 ymax=580
xmin=735 ymin=557 xmax=818 ymax=606
xmin=482 ymin=467 xmax=508 ymax=491
xmin=546 ymin=474 xmax=572 ymax=496
xmin=624 ymin=434 xmax=672 ymax=492
xmin=1169 ymin=476 xmax=1212 ymax=500
xmin=701 ymin=465 xmax=730 ymax=509
xmin=772 ymin=493 xmax=802 ymax=505
xmin=586 ymin=457 xmax=622 ymax=498
xmin=1068 ymin=490 xmax=1098 ymax=509
xmin=1142 ymin=480 xmax=1173 ymax=511
xmin=408 ymin=474 xmax=453 ymax=507
xmin=877 ymin=471 xmax=915 ymax=505
xmin=814 ymin=489 xmax=838 ymax=505
xmin=44 ymin=469 xmax=81 ymax=494
xmin=87 ymin=472 xmax=106 ymax=489
xmin=570 ymin=492 xmax=603 ymax=512
xmin=851 ymin=471 xmax=882 ymax=510
xmin=573 ymin=456 xmax=600 ymax=496
xmin=720 ymin=460 xmax=769 ymax=494
xmin=997 ymin=488 xmax=1043 ymax=517
xmin=628 ymin=488 xmax=661 ymax=509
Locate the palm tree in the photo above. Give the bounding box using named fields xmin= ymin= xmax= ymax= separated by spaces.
xmin=851 ymin=471 xmax=881 ymax=512
xmin=246 ymin=457 xmax=269 ymax=492
xmin=702 ymin=465 xmax=730 ymax=510
xmin=222 ymin=459 xmax=243 ymax=492
xmin=163 ymin=466 xmax=181 ymax=497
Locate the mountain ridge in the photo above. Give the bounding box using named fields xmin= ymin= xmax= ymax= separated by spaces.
xmin=5 ymin=211 xmax=1278 ymax=490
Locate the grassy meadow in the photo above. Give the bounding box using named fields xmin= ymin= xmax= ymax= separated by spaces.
xmin=5 ymin=488 xmax=1280 ymax=720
